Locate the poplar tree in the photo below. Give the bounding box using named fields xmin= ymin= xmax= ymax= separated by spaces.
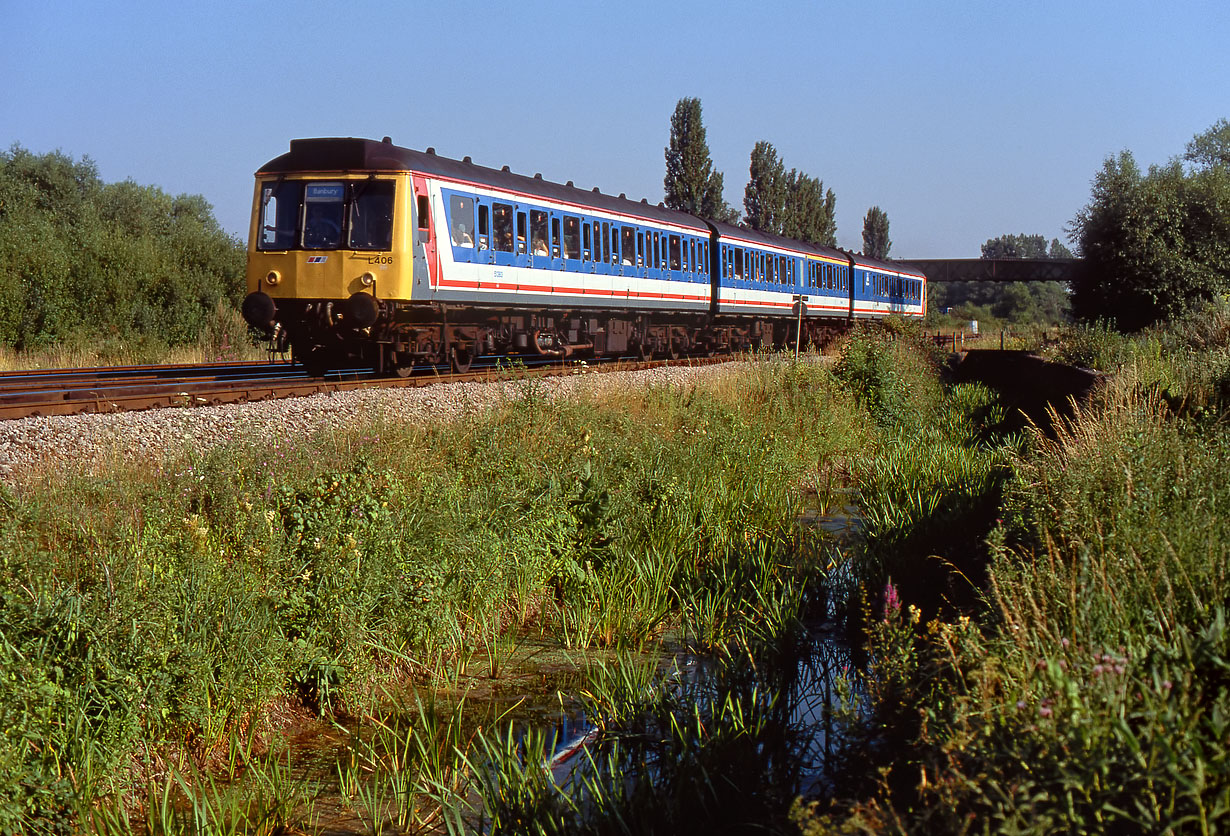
xmin=743 ymin=141 xmax=787 ymax=234
xmin=743 ymin=141 xmax=836 ymax=245
xmin=862 ymin=206 xmax=891 ymax=259
xmin=663 ymin=98 xmax=736 ymax=221
xmin=783 ymin=170 xmax=837 ymax=247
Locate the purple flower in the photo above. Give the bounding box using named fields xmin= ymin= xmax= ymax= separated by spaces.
xmin=1039 ymin=707 xmax=1053 ymax=718
xmin=883 ymin=581 xmax=901 ymax=617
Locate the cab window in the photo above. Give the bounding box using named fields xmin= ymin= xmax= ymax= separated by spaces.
xmin=348 ymin=180 xmax=395 ymax=250
xmin=302 ymin=182 xmax=345 ymax=249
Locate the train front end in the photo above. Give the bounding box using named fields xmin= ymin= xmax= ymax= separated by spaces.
xmin=241 ymin=139 xmax=414 ymax=370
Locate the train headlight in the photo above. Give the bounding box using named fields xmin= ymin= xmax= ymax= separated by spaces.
xmin=360 ymin=271 xmax=376 ymax=287
xmin=265 ymin=270 xmax=281 ymax=286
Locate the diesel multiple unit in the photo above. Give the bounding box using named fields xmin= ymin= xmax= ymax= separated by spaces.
xmin=241 ymin=137 xmax=925 ymax=374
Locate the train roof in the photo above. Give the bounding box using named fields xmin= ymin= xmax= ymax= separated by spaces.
xmin=850 ymin=252 xmax=926 ymax=278
xmin=257 ymin=137 xmax=709 ymax=233
xmin=707 ymin=219 xmax=849 ymax=262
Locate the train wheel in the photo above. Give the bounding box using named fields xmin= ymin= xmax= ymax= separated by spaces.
xmin=451 ymin=346 xmax=474 ymax=374
xmin=636 ymin=340 xmax=653 ymax=361
xmin=666 ymin=339 xmax=681 ymax=361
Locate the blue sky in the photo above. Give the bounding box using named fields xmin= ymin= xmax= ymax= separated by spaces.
xmin=4 ymin=0 xmax=1228 ymax=257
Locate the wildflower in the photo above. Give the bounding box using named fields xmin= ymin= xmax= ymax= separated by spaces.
xmin=1161 ymin=680 xmax=1173 ymax=691
xmin=1039 ymin=706 xmax=1053 ymax=718
xmin=1016 ymin=700 xmax=1026 ymax=711
xmin=883 ymin=581 xmax=901 ymax=618
xmin=1061 ymin=637 xmax=1070 ymax=649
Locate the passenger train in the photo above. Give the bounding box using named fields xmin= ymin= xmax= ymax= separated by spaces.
xmin=241 ymin=137 xmax=925 ymax=374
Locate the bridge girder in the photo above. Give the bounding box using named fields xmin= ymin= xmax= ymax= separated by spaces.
xmin=900 ymin=258 xmax=1079 ymax=284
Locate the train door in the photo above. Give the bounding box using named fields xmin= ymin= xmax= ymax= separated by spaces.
xmin=550 ymin=215 xmax=563 ymax=272
xmin=529 ymin=209 xmax=552 ymax=272
xmin=411 ymin=175 xmax=440 ymax=290
xmin=645 ymin=231 xmax=662 ymax=288
xmin=562 ymin=214 xmax=583 ymax=277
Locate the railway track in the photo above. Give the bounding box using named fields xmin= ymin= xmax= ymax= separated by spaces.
xmin=0 ymin=355 xmax=735 ymax=421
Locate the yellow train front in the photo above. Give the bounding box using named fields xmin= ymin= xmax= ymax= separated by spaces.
xmin=241 ymin=137 xmax=424 ymax=373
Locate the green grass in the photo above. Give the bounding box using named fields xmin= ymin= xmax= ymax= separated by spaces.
xmin=0 ymin=349 xmax=872 ymax=832
xmin=800 ymin=315 xmax=1230 ymax=835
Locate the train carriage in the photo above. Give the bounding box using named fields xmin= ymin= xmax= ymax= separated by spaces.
xmin=242 ymin=137 xmax=927 ymax=374
xmin=850 ymin=255 xmax=927 ymax=320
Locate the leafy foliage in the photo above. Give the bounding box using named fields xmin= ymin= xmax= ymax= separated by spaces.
xmin=981 ymin=232 xmax=1072 ymax=260
xmin=743 ymin=141 xmax=787 ymax=234
xmin=742 ymin=141 xmax=837 ymax=246
xmin=861 ymin=206 xmax=891 ymax=259
xmin=1070 ymin=121 xmax=1230 ymax=330
xmin=663 ymin=98 xmax=737 ymax=222
xmin=0 ymin=144 xmax=244 ymax=350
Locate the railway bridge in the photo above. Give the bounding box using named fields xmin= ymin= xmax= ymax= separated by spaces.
xmin=900 ymin=258 xmax=1078 ymax=283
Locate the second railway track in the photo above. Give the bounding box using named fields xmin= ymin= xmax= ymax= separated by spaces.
xmin=0 ymin=355 xmax=736 ymax=421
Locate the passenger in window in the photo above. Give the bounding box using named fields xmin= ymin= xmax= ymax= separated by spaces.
xmin=533 ymin=237 xmax=549 ymax=256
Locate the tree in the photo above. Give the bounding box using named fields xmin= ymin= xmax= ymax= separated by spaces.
xmin=742 ymin=142 xmax=837 ymax=245
xmin=862 ymin=206 xmax=891 ymax=259
xmin=0 ymin=144 xmax=244 ymax=349
xmin=980 ymin=233 xmax=1049 ymax=259
xmin=1069 ymin=123 xmax=1230 ymax=329
xmin=663 ymin=98 xmax=736 ymax=222
xmin=1184 ymin=117 xmax=1230 ymax=170
xmin=743 ymin=141 xmax=787 ymax=233
xmin=783 ymin=170 xmax=837 ymax=247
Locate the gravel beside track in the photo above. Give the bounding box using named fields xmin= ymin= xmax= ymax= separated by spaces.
xmin=0 ymin=362 xmax=741 ymax=486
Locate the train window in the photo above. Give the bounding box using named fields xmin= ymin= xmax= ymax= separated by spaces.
xmin=734 ymin=249 xmax=743 ymax=280
xmin=701 ymin=241 xmax=708 ymax=274
xmin=653 ymin=233 xmax=661 ymax=268
xmin=564 ymin=215 xmax=581 ymax=259
xmin=637 ymin=231 xmax=644 ymax=266
xmin=348 ymin=180 xmax=396 ymax=250
xmin=582 ymin=220 xmax=591 ymax=260
xmin=611 ymin=225 xmax=620 ymax=264
xmin=531 ymin=210 xmax=549 ymax=257
xmin=493 ymin=202 xmax=514 ymax=252
xmin=258 ymin=181 xmax=298 ymax=250
xmin=669 ymin=235 xmax=681 ymax=270
xmin=416 ymin=195 xmax=430 ymax=232
xmin=593 ymin=221 xmax=601 ymax=261
xmin=602 ymin=222 xmax=611 ymax=264
xmin=622 ymin=226 xmax=636 ymax=266
xmin=551 ymin=217 xmax=561 ymax=258
xmin=478 ymin=204 xmax=490 ymax=250
xmin=449 ymin=194 xmax=474 ymax=247
xmin=681 ymin=238 xmax=689 ymax=272
xmin=516 ymin=212 xmax=527 ymax=254
xmin=302 ymin=181 xmax=345 ymax=249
